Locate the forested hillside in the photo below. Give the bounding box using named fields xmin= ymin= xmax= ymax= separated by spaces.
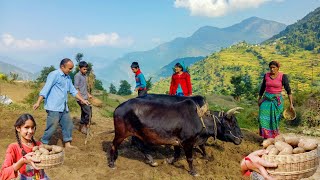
xmin=151 ymin=7 xmax=320 ymax=98
xmin=266 ymin=7 xmax=320 ymax=51
xmin=150 ymin=42 xmax=320 ymax=96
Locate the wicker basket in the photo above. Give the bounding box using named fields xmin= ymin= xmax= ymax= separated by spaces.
xmin=262 ymin=146 xmax=320 ymax=180
xmin=35 ymin=150 xmax=64 ymax=169
xmin=283 ymin=108 xmax=296 ymax=121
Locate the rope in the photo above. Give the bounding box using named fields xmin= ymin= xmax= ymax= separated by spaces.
xmin=211 ymin=113 xmax=221 ymax=140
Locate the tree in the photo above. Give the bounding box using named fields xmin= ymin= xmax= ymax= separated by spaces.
xmin=146 ymin=77 xmax=152 ymax=90
xmin=75 ymin=53 xmax=83 ymax=63
xmin=117 ymin=80 xmax=132 ymax=96
xmin=36 ymin=65 xmax=56 ymax=83
xmin=230 ymin=74 xmax=253 ymax=101
xmin=94 ymin=79 xmax=104 ymax=91
xmin=9 ymin=72 xmax=19 ymax=82
xmin=109 ymin=83 xmax=117 ymax=94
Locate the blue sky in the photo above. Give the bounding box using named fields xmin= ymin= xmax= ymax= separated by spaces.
xmin=0 ymin=0 xmax=319 ymax=65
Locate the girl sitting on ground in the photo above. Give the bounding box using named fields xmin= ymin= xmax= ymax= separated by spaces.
xmin=0 ymin=113 xmax=49 ymax=180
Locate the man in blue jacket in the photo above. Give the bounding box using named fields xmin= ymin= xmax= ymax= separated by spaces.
xmin=131 ymin=62 xmax=147 ymax=97
xmin=33 ymin=58 xmax=90 ymax=149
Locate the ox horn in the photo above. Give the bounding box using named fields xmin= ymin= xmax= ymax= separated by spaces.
xmin=226 ymin=107 xmax=243 ymax=119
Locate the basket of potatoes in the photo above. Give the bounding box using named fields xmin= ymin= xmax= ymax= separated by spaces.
xmin=262 ymin=135 xmax=320 ymax=180
xmin=32 ymin=144 xmax=64 ymax=169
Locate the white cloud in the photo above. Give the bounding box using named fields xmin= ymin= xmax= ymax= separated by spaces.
xmin=0 ymin=33 xmax=48 ymax=51
xmin=174 ymin=0 xmax=282 ymax=17
xmin=0 ymin=32 xmax=134 ymax=52
xmin=63 ymin=33 xmax=134 ymax=48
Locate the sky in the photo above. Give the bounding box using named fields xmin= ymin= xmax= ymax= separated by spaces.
xmin=0 ymin=0 xmax=319 ymax=66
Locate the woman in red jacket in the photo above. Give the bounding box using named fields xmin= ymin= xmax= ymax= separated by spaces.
xmin=169 ymin=63 xmax=192 ymax=96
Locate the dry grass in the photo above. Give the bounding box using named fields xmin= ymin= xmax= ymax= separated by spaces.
xmin=0 ymin=81 xmax=33 ymax=103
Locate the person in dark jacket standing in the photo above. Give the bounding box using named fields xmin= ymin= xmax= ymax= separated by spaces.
xmin=131 ymin=62 xmax=147 ymax=97
xmin=74 ymin=61 xmax=92 ymax=134
xmin=169 ymin=63 xmax=192 ymax=96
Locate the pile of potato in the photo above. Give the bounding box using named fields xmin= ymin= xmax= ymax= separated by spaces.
xmin=32 ymin=144 xmax=64 ymax=156
xmin=262 ymin=135 xmax=318 ymax=155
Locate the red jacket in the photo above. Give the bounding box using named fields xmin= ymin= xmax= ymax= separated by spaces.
xmin=169 ymin=72 xmax=192 ymax=96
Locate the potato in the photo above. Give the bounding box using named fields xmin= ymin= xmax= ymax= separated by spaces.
xmin=262 ymin=138 xmax=275 ymax=149
xmin=275 ymin=141 xmax=293 ymax=155
xmin=32 ymin=146 xmax=39 ymax=152
xmin=39 ymin=147 xmax=50 ymax=155
xmin=49 ymin=150 xmax=56 ymax=155
xmin=266 ymin=145 xmax=276 ymax=152
xmin=285 ymin=136 xmax=300 ymax=147
xmin=279 ymin=150 xmax=293 ymax=155
xmin=293 ymin=147 xmax=305 ymax=154
xmin=34 ymin=150 xmax=41 ymax=156
xmin=298 ymin=139 xmax=318 ymax=151
xmin=268 ymin=147 xmax=279 ymax=155
xmin=43 ymin=144 xmax=52 ymax=151
xmin=274 ymin=135 xmax=285 ymax=142
xmin=52 ymin=145 xmax=63 ymax=153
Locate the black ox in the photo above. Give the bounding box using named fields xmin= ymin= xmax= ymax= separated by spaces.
xmin=109 ymin=94 xmax=243 ymax=176
xmin=141 ymin=94 xmax=243 ymax=160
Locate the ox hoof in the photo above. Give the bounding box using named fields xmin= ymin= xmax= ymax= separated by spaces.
xmin=148 ymin=161 xmax=159 ymax=167
xmin=108 ymin=163 xmax=116 ymax=169
xmin=189 ymin=171 xmax=199 ymax=177
xmin=166 ymin=157 xmax=175 ymax=164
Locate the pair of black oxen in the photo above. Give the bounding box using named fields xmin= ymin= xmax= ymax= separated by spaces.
xmin=109 ymin=94 xmax=243 ymax=176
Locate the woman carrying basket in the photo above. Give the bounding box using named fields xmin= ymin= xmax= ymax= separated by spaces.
xmin=258 ymin=61 xmax=294 ymax=139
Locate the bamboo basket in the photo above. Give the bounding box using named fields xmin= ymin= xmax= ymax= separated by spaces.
xmin=283 ymin=108 xmax=296 ymax=121
xmin=262 ymin=146 xmax=320 ymax=179
xmin=35 ymin=150 xmax=64 ymax=169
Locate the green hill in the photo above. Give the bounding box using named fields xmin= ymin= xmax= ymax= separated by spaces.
xmin=151 ymin=7 xmax=320 ymax=97
xmin=150 ymin=42 xmax=320 ymax=95
xmin=266 ymin=7 xmax=320 ymax=51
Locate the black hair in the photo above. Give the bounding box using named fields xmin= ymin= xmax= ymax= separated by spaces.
xmin=60 ymin=58 xmax=72 ymax=67
xmin=79 ymin=61 xmax=88 ymax=68
xmin=175 ymin=63 xmax=184 ymax=71
xmin=269 ymin=61 xmax=280 ymax=68
xmin=14 ymin=113 xmax=37 ymax=156
xmin=131 ymin=62 xmax=139 ymax=69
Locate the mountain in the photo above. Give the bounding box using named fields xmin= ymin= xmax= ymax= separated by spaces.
xmin=152 ymin=56 xmax=204 ymax=81
xmin=98 ymin=17 xmax=286 ymax=87
xmin=0 ymin=56 xmax=42 ymax=74
xmin=265 ymin=7 xmax=320 ymax=51
xmin=0 ymin=61 xmax=36 ymax=80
